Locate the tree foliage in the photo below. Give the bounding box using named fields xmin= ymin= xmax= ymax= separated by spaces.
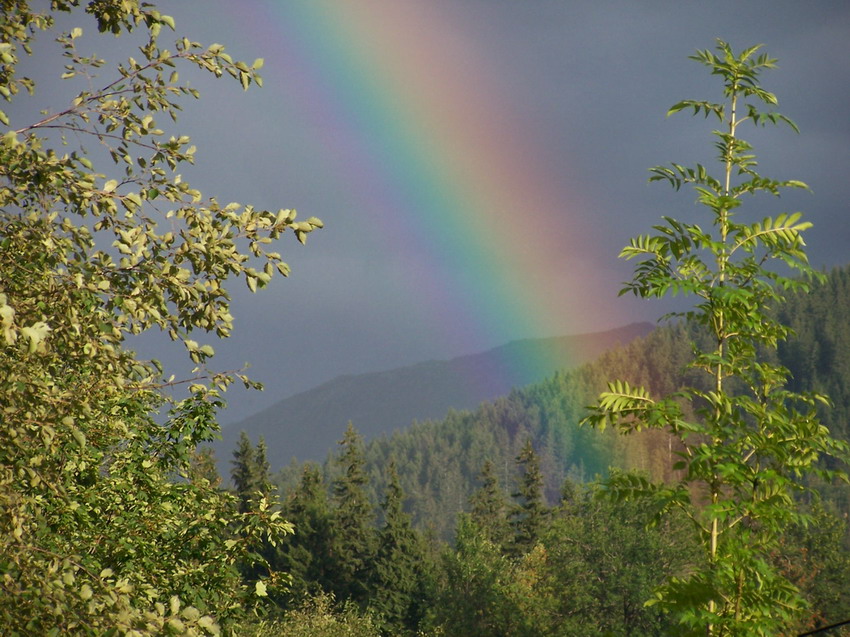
xmin=370 ymin=460 xmax=432 ymax=635
xmin=275 ymin=463 xmax=336 ymax=604
xmin=0 ymin=2 xmax=320 ymax=632
xmin=232 ymin=433 xmax=273 ymax=514
xmin=267 ymin=268 xmax=850 ymax=633
xmin=582 ymin=40 xmax=849 ymax=635
xmin=508 ymin=438 xmax=549 ymax=557
xmin=239 ymin=593 xmax=382 ymax=637
xmin=469 ymin=459 xmax=511 ymax=549
xmin=329 ymin=423 xmax=377 ymax=607
xmin=434 ymin=480 xmax=691 ymax=636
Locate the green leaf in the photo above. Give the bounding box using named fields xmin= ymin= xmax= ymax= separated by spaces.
xmin=71 ymin=428 xmax=86 ymax=448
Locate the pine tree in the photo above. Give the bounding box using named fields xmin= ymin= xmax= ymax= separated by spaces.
xmin=371 ymin=460 xmax=429 ymax=635
xmin=330 ymin=423 xmax=376 ymax=606
xmin=509 ymin=439 xmax=548 ymax=556
xmin=469 ymin=460 xmax=511 ymax=550
xmin=276 ymin=463 xmax=336 ymax=602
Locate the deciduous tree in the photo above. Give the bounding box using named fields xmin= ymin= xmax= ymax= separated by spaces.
xmin=0 ymin=2 xmax=318 ymax=632
xmin=583 ymin=40 xmax=848 ymax=635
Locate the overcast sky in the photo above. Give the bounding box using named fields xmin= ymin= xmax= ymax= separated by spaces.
xmin=17 ymin=2 xmax=850 ymax=423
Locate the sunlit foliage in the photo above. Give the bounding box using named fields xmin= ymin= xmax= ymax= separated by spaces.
xmin=0 ymin=2 xmax=321 ymax=633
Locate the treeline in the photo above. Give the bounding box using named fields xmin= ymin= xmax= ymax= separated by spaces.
xmin=232 ymin=424 xmax=850 ymax=636
xmin=203 ymin=263 xmax=850 ymax=634
xmin=218 ymin=265 xmax=850 ymax=633
xmin=274 ymin=323 xmax=694 ymax=541
xmin=269 ymin=265 xmax=850 ymax=542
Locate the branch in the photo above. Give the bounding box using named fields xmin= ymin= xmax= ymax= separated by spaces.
xmin=15 ymin=50 xmax=192 ymax=135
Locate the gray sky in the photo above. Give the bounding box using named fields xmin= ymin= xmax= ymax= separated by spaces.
xmin=16 ymin=2 xmax=850 ymax=423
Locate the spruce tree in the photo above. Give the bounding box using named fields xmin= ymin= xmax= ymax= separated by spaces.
xmin=371 ymin=460 xmax=428 ymax=635
xmin=469 ymin=459 xmax=511 ymax=550
xmin=232 ymin=431 xmax=256 ymax=513
xmin=231 ymin=432 xmax=271 ymax=513
xmin=330 ymin=423 xmax=376 ymax=606
xmin=509 ymin=439 xmax=548 ymax=556
xmin=277 ymin=463 xmax=335 ymax=602
xmin=256 ymin=436 xmax=272 ymax=494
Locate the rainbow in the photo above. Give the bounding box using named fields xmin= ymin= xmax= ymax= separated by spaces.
xmin=225 ymin=2 xmax=617 ymax=393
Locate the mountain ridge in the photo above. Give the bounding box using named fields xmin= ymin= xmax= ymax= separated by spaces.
xmin=216 ymin=322 xmax=655 ymax=467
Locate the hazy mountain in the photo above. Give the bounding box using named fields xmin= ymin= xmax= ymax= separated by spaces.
xmin=216 ymin=322 xmax=654 ymax=468
xmin=352 ymin=265 xmax=850 ymax=539
xmin=264 ymin=266 xmax=850 ymax=541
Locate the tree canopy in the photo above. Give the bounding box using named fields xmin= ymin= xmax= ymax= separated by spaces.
xmin=0 ymin=2 xmax=320 ymax=633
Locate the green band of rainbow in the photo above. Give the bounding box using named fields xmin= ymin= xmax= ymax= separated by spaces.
xmin=230 ymin=1 xmax=615 ymax=393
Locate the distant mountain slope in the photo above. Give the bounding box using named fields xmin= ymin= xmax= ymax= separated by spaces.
xmin=217 ymin=322 xmax=654 ymax=467
xmin=347 ymin=265 xmax=850 ymax=540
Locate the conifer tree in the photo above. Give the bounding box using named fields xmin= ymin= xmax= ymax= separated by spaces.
xmin=230 ymin=433 xmax=277 ymax=587
xmin=256 ymin=436 xmax=272 ymax=492
xmin=277 ymin=463 xmax=336 ymax=602
xmin=231 ymin=431 xmax=271 ymax=513
xmin=188 ymin=446 xmax=222 ymax=488
xmin=371 ymin=460 xmax=429 ymax=635
xmin=509 ymin=439 xmax=549 ymax=556
xmin=330 ymin=423 xmax=376 ymax=606
xmin=231 ymin=432 xmax=254 ymax=513
xmin=469 ymin=459 xmax=511 ymax=550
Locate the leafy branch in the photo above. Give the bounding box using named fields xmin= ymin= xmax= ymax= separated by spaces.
xmin=583 ymin=39 xmax=848 ymax=635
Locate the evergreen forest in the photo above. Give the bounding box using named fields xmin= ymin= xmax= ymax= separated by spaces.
xmin=224 ymin=264 xmax=850 ymax=636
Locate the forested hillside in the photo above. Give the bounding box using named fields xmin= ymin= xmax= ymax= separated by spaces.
xmin=273 ymin=323 xmax=694 ymax=540
xmin=238 ymin=420 xmax=849 ymax=635
xmin=271 ymin=265 xmax=850 ymax=541
xmin=229 ymin=266 xmax=850 ymax=635
xmin=220 ymin=322 xmax=653 ymax=466
xmin=780 ymin=265 xmax=850 ymax=442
